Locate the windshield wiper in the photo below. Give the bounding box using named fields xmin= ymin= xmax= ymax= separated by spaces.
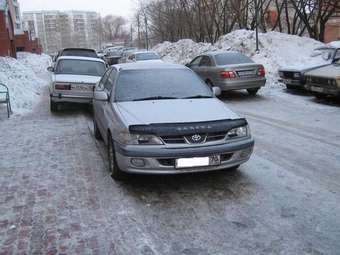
xmin=133 ymin=96 xmax=179 ymax=101
xmin=182 ymin=95 xmax=213 ymax=99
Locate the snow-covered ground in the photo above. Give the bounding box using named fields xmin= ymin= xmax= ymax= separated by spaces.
xmin=153 ymin=30 xmax=332 ymax=88
xmin=0 ymin=52 xmax=51 ymax=115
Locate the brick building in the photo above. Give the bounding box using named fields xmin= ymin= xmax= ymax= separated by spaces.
xmin=0 ymin=0 xmax=42 ymax=58
xmin=325 ymin=8 xmax=340 ymax=43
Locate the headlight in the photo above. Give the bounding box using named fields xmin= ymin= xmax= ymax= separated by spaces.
xmin=227 ymin=126 xmax=249 ymax=139
xmin=120 ymin=132 xmax=164 ymax=145
xmin=294 ymin=72 xmax=301 ymax=79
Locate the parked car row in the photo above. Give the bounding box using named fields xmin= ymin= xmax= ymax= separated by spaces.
xmin=47 ymin=47 xmax=259 ymax=180
xmin=279 ymin=46 xmax=340 ymax=99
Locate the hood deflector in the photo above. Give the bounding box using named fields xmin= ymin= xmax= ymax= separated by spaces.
xmin=129 ymin=118 xmax=247 ymax=136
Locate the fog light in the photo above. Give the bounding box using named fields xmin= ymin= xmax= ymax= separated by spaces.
xmin=240 ymin=148 xmax=252 ymax=159
xmin=131 ymin=158 xmax=146 ymax=167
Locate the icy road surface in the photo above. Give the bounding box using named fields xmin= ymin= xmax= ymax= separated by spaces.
xmin=0 ymin=87 xmax=339 ymax=255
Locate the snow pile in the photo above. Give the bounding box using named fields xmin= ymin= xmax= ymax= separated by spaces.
xmin=0 ymin=53 xmax=51 ymax=114
xmin=153 ymin=30 xmax=325 ymax=87
xmin=153 ymin=39 xmax=216 ymax=65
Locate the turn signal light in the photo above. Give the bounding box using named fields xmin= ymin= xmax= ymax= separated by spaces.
xmin=55 ymin=84 xmax=71 ymax=90
xmin=220 ymin=71 xmax=236 ymax=79
xmin=257 ymin=67 xmax=266 ymax=77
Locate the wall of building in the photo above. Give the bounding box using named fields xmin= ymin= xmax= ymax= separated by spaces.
xmin=0 ymin=1 xmax=42 ymax=58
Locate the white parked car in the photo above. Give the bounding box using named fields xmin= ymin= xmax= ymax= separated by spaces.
xmin=48 ymin=56 xmax=106 ymax=111
xmin=126 ymin=51 xmax=162 ymax=63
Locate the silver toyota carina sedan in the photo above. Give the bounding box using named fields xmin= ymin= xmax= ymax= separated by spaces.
xmin=187 ymin=52 xmax=266 ymax=95
xmin=93 ymin=62 xmax=254 ymax=180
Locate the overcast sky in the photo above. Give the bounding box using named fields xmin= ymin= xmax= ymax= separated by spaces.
xmin=19 ymin=0 xmax=137 ymax=18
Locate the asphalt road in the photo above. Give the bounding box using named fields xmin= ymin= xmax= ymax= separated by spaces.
xmin=0 ymin=86 xmax=339 ymax=255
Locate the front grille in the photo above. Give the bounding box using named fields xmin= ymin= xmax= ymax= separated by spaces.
xmin=309 ymin=76 xmax=337 ymax=89
xmin=161 ymin=132 xmax=227 ymax=145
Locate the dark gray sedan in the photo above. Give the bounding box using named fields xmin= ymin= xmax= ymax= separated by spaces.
xmin=187 ymin=52 xmax=266 ymax=95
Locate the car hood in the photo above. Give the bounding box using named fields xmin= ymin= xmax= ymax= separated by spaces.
xmin=306 ymin=64 xmax=340 ymax=78
xmin=53 ymin=74 xmax=101 ymax=84
xmin=278 ymin=63 xmax=329 ymax=73
xmin=116 ymin=98 xmax=240 ymax=127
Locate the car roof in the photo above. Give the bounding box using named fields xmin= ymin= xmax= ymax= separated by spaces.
xmin=57 ymin=56 xmax=105 ymax=63
xmin=203 ymin=51 xmax=242 ymax=57
xmin=133 ymin=51 xmax=159 ymax=55
xmin=61 ymin=48 xmax=96 ymax=52
xmin=114 ymin=62 xmax=185 ymax=71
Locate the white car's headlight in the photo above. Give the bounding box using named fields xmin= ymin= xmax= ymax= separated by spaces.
xmin=227 ymin=126 xmax=249 ymax=139
xmin=120 ymin=132 xmax=164 ymax=145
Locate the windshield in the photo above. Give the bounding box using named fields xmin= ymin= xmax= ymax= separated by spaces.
xmin=115 ymin=69 xmax=213 ymax=102
xmin=136 ymin=53 xmax=160 ymax=61
xmin=56 ymin=60 xmax=106 ymax=76
xmin=214 ymin=53 xmax=254 ymax=65
xmin=61 ymin=49 xmax=97 ymax=58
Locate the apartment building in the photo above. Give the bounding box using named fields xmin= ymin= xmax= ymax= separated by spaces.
xmin=23 ymin=10 xmax=101 ymax=54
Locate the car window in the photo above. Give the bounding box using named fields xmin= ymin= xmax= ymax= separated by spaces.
xmin=97 ymin=69 xmax=112 ymax=91
xmin=190 ymin=56 xmax=203 ymax=67
xmin=56 ymin=60 xmax=106 ymax=76
xmin=104 ymin=68 xmax=117 ymax=92
xmin=199 ymin=56 xmax=212 ymax=66
xmin=214 ymin=53 xmax=254 ymax=65
xmin=115 ymin=69 xmax=213 ymax=102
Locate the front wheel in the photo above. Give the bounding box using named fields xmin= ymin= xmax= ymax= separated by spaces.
xmin=107 ymin=134 xmax=126 ymax=180
xmin=247 ymin=88 xmax=260 ymax=96
xmin=93 ymin=120 xmax=102 ymax=140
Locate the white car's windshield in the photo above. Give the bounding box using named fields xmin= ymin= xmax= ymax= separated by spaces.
xmin=115 ymin=69 xmax=213 ymax=102
xmin=56 ymin=60 xmax=106 ymax=76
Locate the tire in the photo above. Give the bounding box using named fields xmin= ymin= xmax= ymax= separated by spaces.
xmin=107 ymin=133 xmax=126 ymax=180
xmin=93 ymin=119 xmax=102 ymax=140
xmin=313 ymin=93 xmax=326 ymax=99
xmin=247 ymin=88 xmax=260 ymax=96
xmin=286 ymin=84 xmax=294 ymax=90
xmin=50 ymin=99 xmax=58 ymax=112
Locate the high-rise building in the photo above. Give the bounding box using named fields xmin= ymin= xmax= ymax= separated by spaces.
xmin=22 ymin=10 xmax=101 ymax=54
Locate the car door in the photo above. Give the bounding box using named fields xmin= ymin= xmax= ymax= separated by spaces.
xmin=99 ymin=68 xmax=118 ymax=143
xmin=94 ymin=68 xmax=112 ymax=134
xmin=198 ymin=56 xmax=214 ymax=81
xmin=188 ymin=56 xmax=203 ymax=76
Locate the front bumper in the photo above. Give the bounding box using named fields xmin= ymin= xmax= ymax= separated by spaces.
xmin=114 ymin=138 xmax=254 ymax=174
xmin=279 ymin=78 xmax=304 ymax=87
xmin=216 ymin=78 xmax=266 ymax=91
xmin=305 ymin=84 xmax=340 ymax=96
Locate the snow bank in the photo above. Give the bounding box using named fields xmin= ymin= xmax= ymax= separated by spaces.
xmin=153 ymin=30 xmax=325 ymax=87
xmin=0 ymin=53 xmax=51 ymax=114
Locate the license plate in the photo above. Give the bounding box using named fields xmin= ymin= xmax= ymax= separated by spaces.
xmin=71 ymin=84 xmax=93 ymax=91
xmin=176 ymin=156 xmax=220 ymax=168
xmin=311 ymin=86 xmax=324 ymax=93
xmin=238 ymin=71 xmax=255 ymax=76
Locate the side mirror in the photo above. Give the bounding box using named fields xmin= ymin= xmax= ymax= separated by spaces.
xmin=212 ymin=87 xmax=221 ymax=97
xmin=47 ymin=66 xmax=54 ymax=72
xmin=94 ymin=90 xmax=108 ymax=101
xmin=185 ymin=63 xmax=191 ymax=67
